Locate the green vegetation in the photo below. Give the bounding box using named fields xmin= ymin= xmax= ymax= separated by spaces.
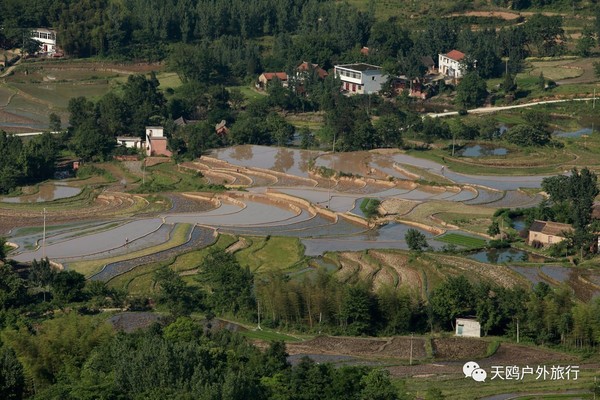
xmin=436 ymin=233 xmax=487 ymax=249
xmin=360 ymin=198 xmax=381 ymax=219
xmin=235 ymin=236 xmax=306 ymax=273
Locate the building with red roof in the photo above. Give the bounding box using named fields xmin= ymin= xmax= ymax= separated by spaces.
xmin=257 ymin=72 xmax=288 ymax=89
xmin=439 ymin=49 xmax=466 ymax=79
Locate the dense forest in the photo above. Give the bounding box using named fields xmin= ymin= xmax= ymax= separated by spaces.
xmin=1 ymin=248 xmax=600 ymax=398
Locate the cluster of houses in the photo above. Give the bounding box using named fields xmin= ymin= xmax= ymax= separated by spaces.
xmin=257 ymin=49 xmax=467 ymax=99
xmin=116 ymin=127 xmax=172 ymax=157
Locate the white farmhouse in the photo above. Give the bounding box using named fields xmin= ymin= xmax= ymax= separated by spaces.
xmin=438 ymin=50 xmax=466 ymax=79
xmin=31 ymin=28 xmax=57 ymax=55
xmin=334 ymin=63 xmax=387 ymax=95
xmin=455 ymin=317 xmax=481 ymax=338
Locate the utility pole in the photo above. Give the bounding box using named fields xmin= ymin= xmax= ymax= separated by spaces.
xmin=452 ymin=132 xmax=456 ymax=157
xmin=257 ymin=299 xmax=262 ymax=330
xmin=42 ymin=207 xmax=46 ymax=258
xmin=409 ymin=333 xmax=414 ymax=366
xmin=142 ymin=158 xmax=146 ymax=185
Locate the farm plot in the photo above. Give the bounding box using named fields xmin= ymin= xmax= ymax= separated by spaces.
xmin=235 ymin=236 xmax=306 ymax=273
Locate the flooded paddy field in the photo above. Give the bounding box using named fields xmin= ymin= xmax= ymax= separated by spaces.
xmin=0 ymin=183 xmax=82 ymax=203
xmin=12 ymin=218 xmax=163 ymax=262
xmin=89 ymin=225 xmax=217 ymax=281
xmin=4 ymin=144 xmax=565 ymax=281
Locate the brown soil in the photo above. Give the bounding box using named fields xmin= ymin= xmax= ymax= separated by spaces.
xmin=450 ymin=11 xmax=521 ymax=20
xmin=35 ymin=60 xmax=162 ymax=74
xmin=286 ymin=335 xmax=427 ymax=359
xmin=432 ymin=337 xmax=488 ymax=360
xmin=480 ymin=342 xmax=577 ymax=368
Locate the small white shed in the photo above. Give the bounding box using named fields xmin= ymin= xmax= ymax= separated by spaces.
xmin=455 ymin=318 xmax=481 ymax=338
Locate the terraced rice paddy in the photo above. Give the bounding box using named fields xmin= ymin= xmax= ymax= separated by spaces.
xmin=90 ymin=225 xmax=217 ymax=281
xmin=5 ymin=144 xmax=566 ymax=287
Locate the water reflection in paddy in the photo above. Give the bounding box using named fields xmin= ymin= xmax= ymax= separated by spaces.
xmin=211 ymin=145 xmax=321 ymax=177
xmin=165 ymin=202 xmax=297 ymax=226
xmin=1 ymin=184 xmax=81 ymax=203
xmin=468 ymin=248 xmax=546 ymax=264
xmin=13 ymin=218 xmax=164 ymax=262
xmin=456 ymin=145 xmax=508 ymax=157
xmin=554 ymin=127 xmax=592 ymax=138
xmin=302 ymin=222 xmax=443 ymax=256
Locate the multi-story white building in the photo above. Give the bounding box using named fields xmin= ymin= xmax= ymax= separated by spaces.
xmin=31 ymin=28 xmax=57 ymax=55
xmin=333 ymin=63 xmax=387 ymax=95
xmin=438 ymin=49 xmax=466 ymax=79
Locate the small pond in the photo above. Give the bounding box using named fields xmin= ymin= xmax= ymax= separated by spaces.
xmin=553 ymin=127 xmax=593 ymax=138
xmin=468 ymin=248 xmax=546 ymax=264
xmin=511 ymin=217 xmax=527 ymax=232
xmin=1 ymin=184 xmax=81 ymax=203
xmin=456 ymin=144 xmax=508 ymax=157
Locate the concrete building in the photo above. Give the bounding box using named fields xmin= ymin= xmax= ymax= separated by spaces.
xmin=334 ymin=63 xmax=387 ymax=95
xmin=455 ymin=318 xmax=481 ymax=338
xmin=145 ymin=127 xmax=172 ymax=157
xmin=438 ymin=50 xmax=466 ymax=79
xmin=528 ymin=220 xmax=573 ymax=247
xmin=31 ymin=28 xmax=57 ymax=55
xmin=116 ymin=136 xmax=143 ymax=149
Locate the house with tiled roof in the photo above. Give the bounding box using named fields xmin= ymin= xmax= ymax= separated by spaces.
xmin=296 ymin=62 xmax=328 ymax=80
xmin=438 ymin=49 xmax=466 ymax=78
xmin=528 ymin=220 xmax=573 ymax=247
xmin=257 ymin=72 xmax=288 ymax=89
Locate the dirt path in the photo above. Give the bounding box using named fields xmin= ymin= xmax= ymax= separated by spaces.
xmin=429 ymin=97 xmax=595 ymax=118
xmin=0 ymin=58 xmax=21 ymax=78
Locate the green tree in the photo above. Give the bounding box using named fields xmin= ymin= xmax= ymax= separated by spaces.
xmin=196 ymin=248 xmax=255 ymax=316
xmin=374 ymin=115 xmax=403 ymax=148
xmin=0 ymin=264 xmax=25 ymax=310
xmin=524 ymin=14 xmax=565 ymax=57
xmin=487 ymin=221 xmax=500 ymax=237
xmin=576 ymin=28 xmax=595 ymax=57
xmin=360 ymin=369 xmax=397 ymax=400
xmin=29 ymin=257 xmax=54 ymax=302
xmin=504 ymin=125 xmax=550 ymax=147
xmin=501 ymin=73 xmax=517 ymax=94
xmin=0 ymin=346 xmax=25 ymax=400
xmin=430 ymin=275 xmax=475 ymax=331
xmin=455 ymin=72 xmax=488 ymax=108
xmin=405 ymin=228 xmax=428 ymax=252
xmin=23 ymin=38 xmax=41 ymax=56
xmin=51 ymin=270 xmax=86 ymax=306
xmin=340 ymin=284 xmax=375 ymax=336
xmin=48 ymin=113 xmax=62 ymax=132
xmin=537 ymin=72 xmax=546 ymax=90
xmin=266 ymin=112 xmax=295 ymax=146
xmin=154 ymin=266 xmax=197 ymax=317
xmin=2 ymin=314 xmax=114 ymax=390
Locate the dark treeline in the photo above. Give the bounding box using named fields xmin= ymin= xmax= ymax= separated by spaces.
xmin=150 ymin=248 xmax=600 ymax=350
xmin=1 ymin=0 xmax=567 ymax=72
xmin=0 ymin=251 xmax=402 ymax=400
xmin=257 ymin=270 xmax=600 ymax=348
xmin=1 ymin=314 xmax=401 ymax=399
xmin=0 ymin=132 xmax=58 ymax=194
